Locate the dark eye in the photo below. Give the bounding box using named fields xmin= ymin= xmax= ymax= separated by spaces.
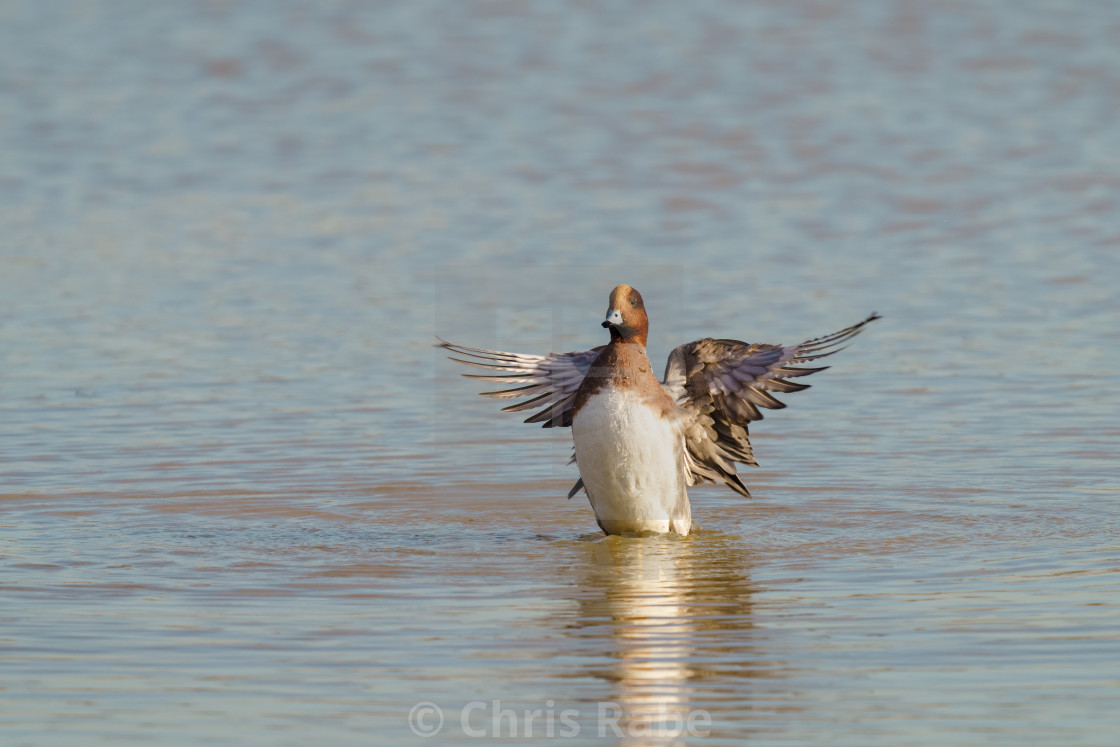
xmin=629 ymin=293 xmax=642 ymax=308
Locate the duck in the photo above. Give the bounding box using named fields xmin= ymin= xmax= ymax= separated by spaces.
xmin=439 ymin=285 xmax=878 ymax=535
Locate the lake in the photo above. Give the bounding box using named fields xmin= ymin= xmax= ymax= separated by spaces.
xmin=2 ymin=1 xmax=1118 ymax=744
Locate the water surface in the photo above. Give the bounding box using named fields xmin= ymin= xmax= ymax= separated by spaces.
xmin=2 ymin=1 xmax=1119 ymax=744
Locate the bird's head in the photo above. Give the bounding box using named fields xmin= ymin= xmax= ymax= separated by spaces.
xmin=602 ymin=284 xmax=648 ymax=347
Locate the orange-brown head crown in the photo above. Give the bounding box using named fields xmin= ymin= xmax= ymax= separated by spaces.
xmin=602 ymin=284 xmax=649 ymax=346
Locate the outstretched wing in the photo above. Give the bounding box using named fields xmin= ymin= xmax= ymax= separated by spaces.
xmin=663 ymin=313 xmax=880 ymax=497
xmin=437 ymin=338 xmax=604 ymax=428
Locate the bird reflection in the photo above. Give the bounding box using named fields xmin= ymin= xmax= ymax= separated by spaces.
xmin=570 ymin=531 xmax=757 ymax=743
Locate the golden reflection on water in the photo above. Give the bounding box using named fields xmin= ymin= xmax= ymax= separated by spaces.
xmin=572 ymin=532 xmax=761 ymax=742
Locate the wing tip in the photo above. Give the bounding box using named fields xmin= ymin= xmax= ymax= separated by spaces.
xmin=728 ymin=474 xmax=752 ymax=498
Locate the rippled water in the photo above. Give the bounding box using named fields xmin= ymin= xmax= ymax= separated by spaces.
xmin=3 ymin=1 xmax=1119 ymax=744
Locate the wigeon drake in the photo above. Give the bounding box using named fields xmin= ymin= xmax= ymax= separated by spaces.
xmin=439 ymin=285 xmax=879 ymax=536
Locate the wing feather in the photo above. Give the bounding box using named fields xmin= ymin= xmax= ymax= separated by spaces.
xmin=663 ymin=313 xmax=879 ymax=496
xmin=438 ymin=337 xmax=603 ymax=429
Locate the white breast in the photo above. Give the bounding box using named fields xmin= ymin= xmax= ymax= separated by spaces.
xmin=572 ymin=387 xmax=691 ymax=535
